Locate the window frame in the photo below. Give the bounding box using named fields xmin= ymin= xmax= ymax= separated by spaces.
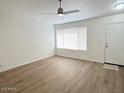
xmin=55 ymin=26 xmax=87 ymax=51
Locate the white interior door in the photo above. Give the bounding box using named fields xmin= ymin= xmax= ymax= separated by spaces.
xmin=105 ymin=22 xmax=124 ymax=66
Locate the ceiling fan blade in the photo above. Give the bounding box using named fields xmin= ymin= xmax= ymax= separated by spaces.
xmin=40 ymin=13 xmax=57 ymax=14
xmin=64 ymin=10 xmax=80 ymax=15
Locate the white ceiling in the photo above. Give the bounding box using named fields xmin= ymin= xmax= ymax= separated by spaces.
xmin=1 ymin=0 xmax=124 ymax=24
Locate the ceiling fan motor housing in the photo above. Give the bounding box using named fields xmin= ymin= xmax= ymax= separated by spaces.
xmin=58 ymin=7 xmax=64 ymax=14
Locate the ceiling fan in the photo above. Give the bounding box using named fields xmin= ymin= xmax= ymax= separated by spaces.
xmin=40 ymin=0 xmax=80 ymax=16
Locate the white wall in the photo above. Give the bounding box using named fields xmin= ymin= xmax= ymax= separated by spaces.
xmin=0 ymin=1 xmax=55 ymax=72
xmin=55 ymin=13 xmax=124 ymax=63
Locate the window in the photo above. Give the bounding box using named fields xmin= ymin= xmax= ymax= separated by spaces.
xmin=56 ymin=26 xmax=87 ymax=50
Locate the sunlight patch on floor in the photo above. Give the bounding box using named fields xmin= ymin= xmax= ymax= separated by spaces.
xmin=103 ymin=64 xmax=119 ymax=71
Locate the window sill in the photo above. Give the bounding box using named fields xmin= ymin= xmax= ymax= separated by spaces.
xmin=56 ymin=48 xmax=87 ymax=51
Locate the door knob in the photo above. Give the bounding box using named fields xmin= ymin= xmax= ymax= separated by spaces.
xmin=105 ymin=43 xmax=109 ymax=48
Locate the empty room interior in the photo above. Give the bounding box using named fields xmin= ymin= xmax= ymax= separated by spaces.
xmin=0 ymin=0 xmax=124 ymax=93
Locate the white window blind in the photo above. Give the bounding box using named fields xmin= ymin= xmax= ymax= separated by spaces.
xmin=56 ymin=26 xmax=87 ymax=50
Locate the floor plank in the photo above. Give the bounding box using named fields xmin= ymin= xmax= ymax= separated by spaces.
xmin=0 ymin=56 xmax=124 ymax=93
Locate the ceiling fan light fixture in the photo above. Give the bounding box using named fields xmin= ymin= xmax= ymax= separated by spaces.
xmin=58 ymin=13 xmax=64 ymax=16
xmin=57 ymin=7 xmax=64 ymax=16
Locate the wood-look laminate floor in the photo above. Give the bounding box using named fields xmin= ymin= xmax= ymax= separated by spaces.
xmin=0 ymin=56 xmax=124 ymax=93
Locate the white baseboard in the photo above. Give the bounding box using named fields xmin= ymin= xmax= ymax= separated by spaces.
xmin=56 ymin=54 xmax=103 ymax=63
xmin=0 ymin=54 xmax=55 ymax=73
